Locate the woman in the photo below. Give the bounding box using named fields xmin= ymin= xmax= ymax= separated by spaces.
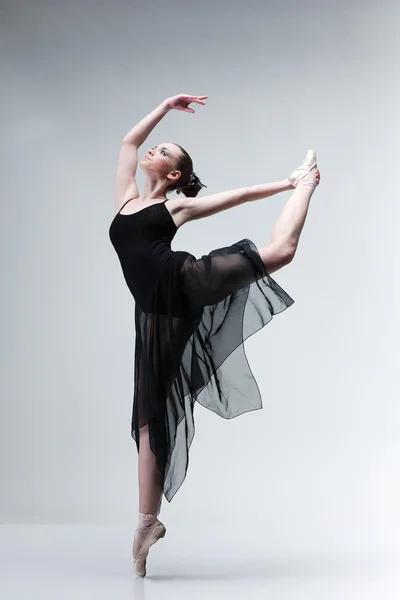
xmin=109 ymin=93 xmax=320 ymax=576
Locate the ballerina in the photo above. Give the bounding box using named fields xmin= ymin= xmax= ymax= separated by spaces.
xmin=109 ymin=93 xmax=320 ymax=576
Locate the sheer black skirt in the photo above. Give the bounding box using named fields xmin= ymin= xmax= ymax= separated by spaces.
xmin=131 ymin=238 xmax=294 ymax=502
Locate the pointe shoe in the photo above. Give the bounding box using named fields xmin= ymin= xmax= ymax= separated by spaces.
xmin=132 ymin=518 xmax=166 ymax=577
xmin=288 ymin=150 xmax=317 ymax=187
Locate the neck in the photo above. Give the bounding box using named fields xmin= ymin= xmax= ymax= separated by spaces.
xmin=141 ymin=176 xmax=168 ymax=203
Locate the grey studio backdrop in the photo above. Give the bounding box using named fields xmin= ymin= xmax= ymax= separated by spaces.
xmin=1 ymin=0 xmax=399 ymax=561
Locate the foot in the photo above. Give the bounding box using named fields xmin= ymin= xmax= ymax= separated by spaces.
xmin=288 ymin=150 xmax=318 ymax=188
xmin=132 ymin=517 xmax=166 ymax=577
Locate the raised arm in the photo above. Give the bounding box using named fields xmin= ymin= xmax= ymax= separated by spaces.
xmin=114 ymin=94 xmax=207 ymax=213
xmin=114 ymin=101 xmax=171 ymax=211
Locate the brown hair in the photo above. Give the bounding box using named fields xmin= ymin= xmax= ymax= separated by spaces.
xmin=167 ymin=144 xmax=207 ymax=198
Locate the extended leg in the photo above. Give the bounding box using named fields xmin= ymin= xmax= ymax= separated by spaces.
xmin=259 ymin=155 xmax=319 ymax=274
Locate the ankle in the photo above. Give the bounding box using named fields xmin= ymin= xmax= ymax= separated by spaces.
xmin=298 ymin=174 xmax=317 ymax=190
xmin=137 ymin=511 xmax=157 ymax=529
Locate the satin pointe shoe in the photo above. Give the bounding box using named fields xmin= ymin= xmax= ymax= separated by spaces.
xmin=288 ymin=150 xmax=318 ymax=187
xmin=132 ymin=518 xmax=166 ymax=577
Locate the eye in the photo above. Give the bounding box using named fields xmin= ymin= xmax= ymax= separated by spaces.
xmin=161 ymin=149 xmax=167 ymax=156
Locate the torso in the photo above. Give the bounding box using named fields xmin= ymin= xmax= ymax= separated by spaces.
xmin=115 ymin=196 xmax=188 ymax=229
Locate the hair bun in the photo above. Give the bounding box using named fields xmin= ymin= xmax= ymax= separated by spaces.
xmin=187 ymin=173 xmax=198 ymax=189
xmin=178 ymin=171 xmax=207 ymax=198
xmin=182 ymin=173 xmax=196 ymax=188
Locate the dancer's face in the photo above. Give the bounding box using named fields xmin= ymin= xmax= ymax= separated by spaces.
xmin=140 ymin=142 xmax=182 ymax=186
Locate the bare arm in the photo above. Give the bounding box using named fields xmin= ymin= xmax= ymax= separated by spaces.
xmin=122 ymin=101 xmax=171 ymax=147
xmin=114 ymin=95 xmax=206 ymax=212
xmin=183 ymin=180 xmax=293 ymax=221
xmin=114 ymin=101 xmax=171 ymax=211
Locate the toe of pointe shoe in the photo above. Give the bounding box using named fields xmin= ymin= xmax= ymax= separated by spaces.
xmin=300 ymin=149 xmax=317 ymax=169
xmin=305 ymin=149 xmax=317 ymax=164
xmin=134 ymin=560 xmax=146 ymax=577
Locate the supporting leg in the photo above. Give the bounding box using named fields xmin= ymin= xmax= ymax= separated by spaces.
xmin=133 ymin=424 xmax=165 ymax=577
xmin=138 ymin=424 xmax=163 ymax=515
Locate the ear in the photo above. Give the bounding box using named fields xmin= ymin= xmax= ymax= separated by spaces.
xmin=167 ymin=170 xmax=181 ymax=183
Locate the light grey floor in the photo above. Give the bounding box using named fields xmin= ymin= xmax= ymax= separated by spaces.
xmin=1 ymin=525 xmax=399 ymax=600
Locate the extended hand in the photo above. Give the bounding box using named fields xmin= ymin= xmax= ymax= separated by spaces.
xmin=164 ymin=94 xmax=208 ymax=113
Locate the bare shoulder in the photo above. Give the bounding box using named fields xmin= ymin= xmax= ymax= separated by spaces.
xmin=165 ymin=196 xmax=192 ymax=228
xmin=114 ymin=193 xmax=140 ymax=217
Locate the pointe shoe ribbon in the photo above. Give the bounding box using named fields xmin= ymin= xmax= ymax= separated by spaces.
xmin=288 ymin=150 xmax=317 ymax=187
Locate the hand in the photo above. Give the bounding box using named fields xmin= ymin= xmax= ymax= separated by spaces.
xmin=315 ymin=169 xmax=321 ymax=186
xmin=164 ymin=94 xmax=208 ymax=113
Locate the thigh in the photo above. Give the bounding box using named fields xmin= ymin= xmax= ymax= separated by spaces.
xmin=134 ymin=310 xmax=196 ymax=418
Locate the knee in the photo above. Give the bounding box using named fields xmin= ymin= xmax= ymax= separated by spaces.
xmin=259 ymin=242 xmax=294 ymax=275
xmin=279 ymin=239 xmax=297 ymax=264
xmin=284 ymin=246 xmax=296 ymax=264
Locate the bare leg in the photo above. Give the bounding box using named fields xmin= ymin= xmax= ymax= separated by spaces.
xmin=259 ymin=176 xmax=319 ymax=274
xmin=133 ymin=424 xmax=166 ymax=577
xmin=138 ymin=424 xmax=163 ymax=514
xmin=269 ymin=178 xmax=316 ymax=250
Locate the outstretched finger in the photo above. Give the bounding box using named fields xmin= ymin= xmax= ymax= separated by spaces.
xmin=183 ymin=108 xmax=195 ymax=113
